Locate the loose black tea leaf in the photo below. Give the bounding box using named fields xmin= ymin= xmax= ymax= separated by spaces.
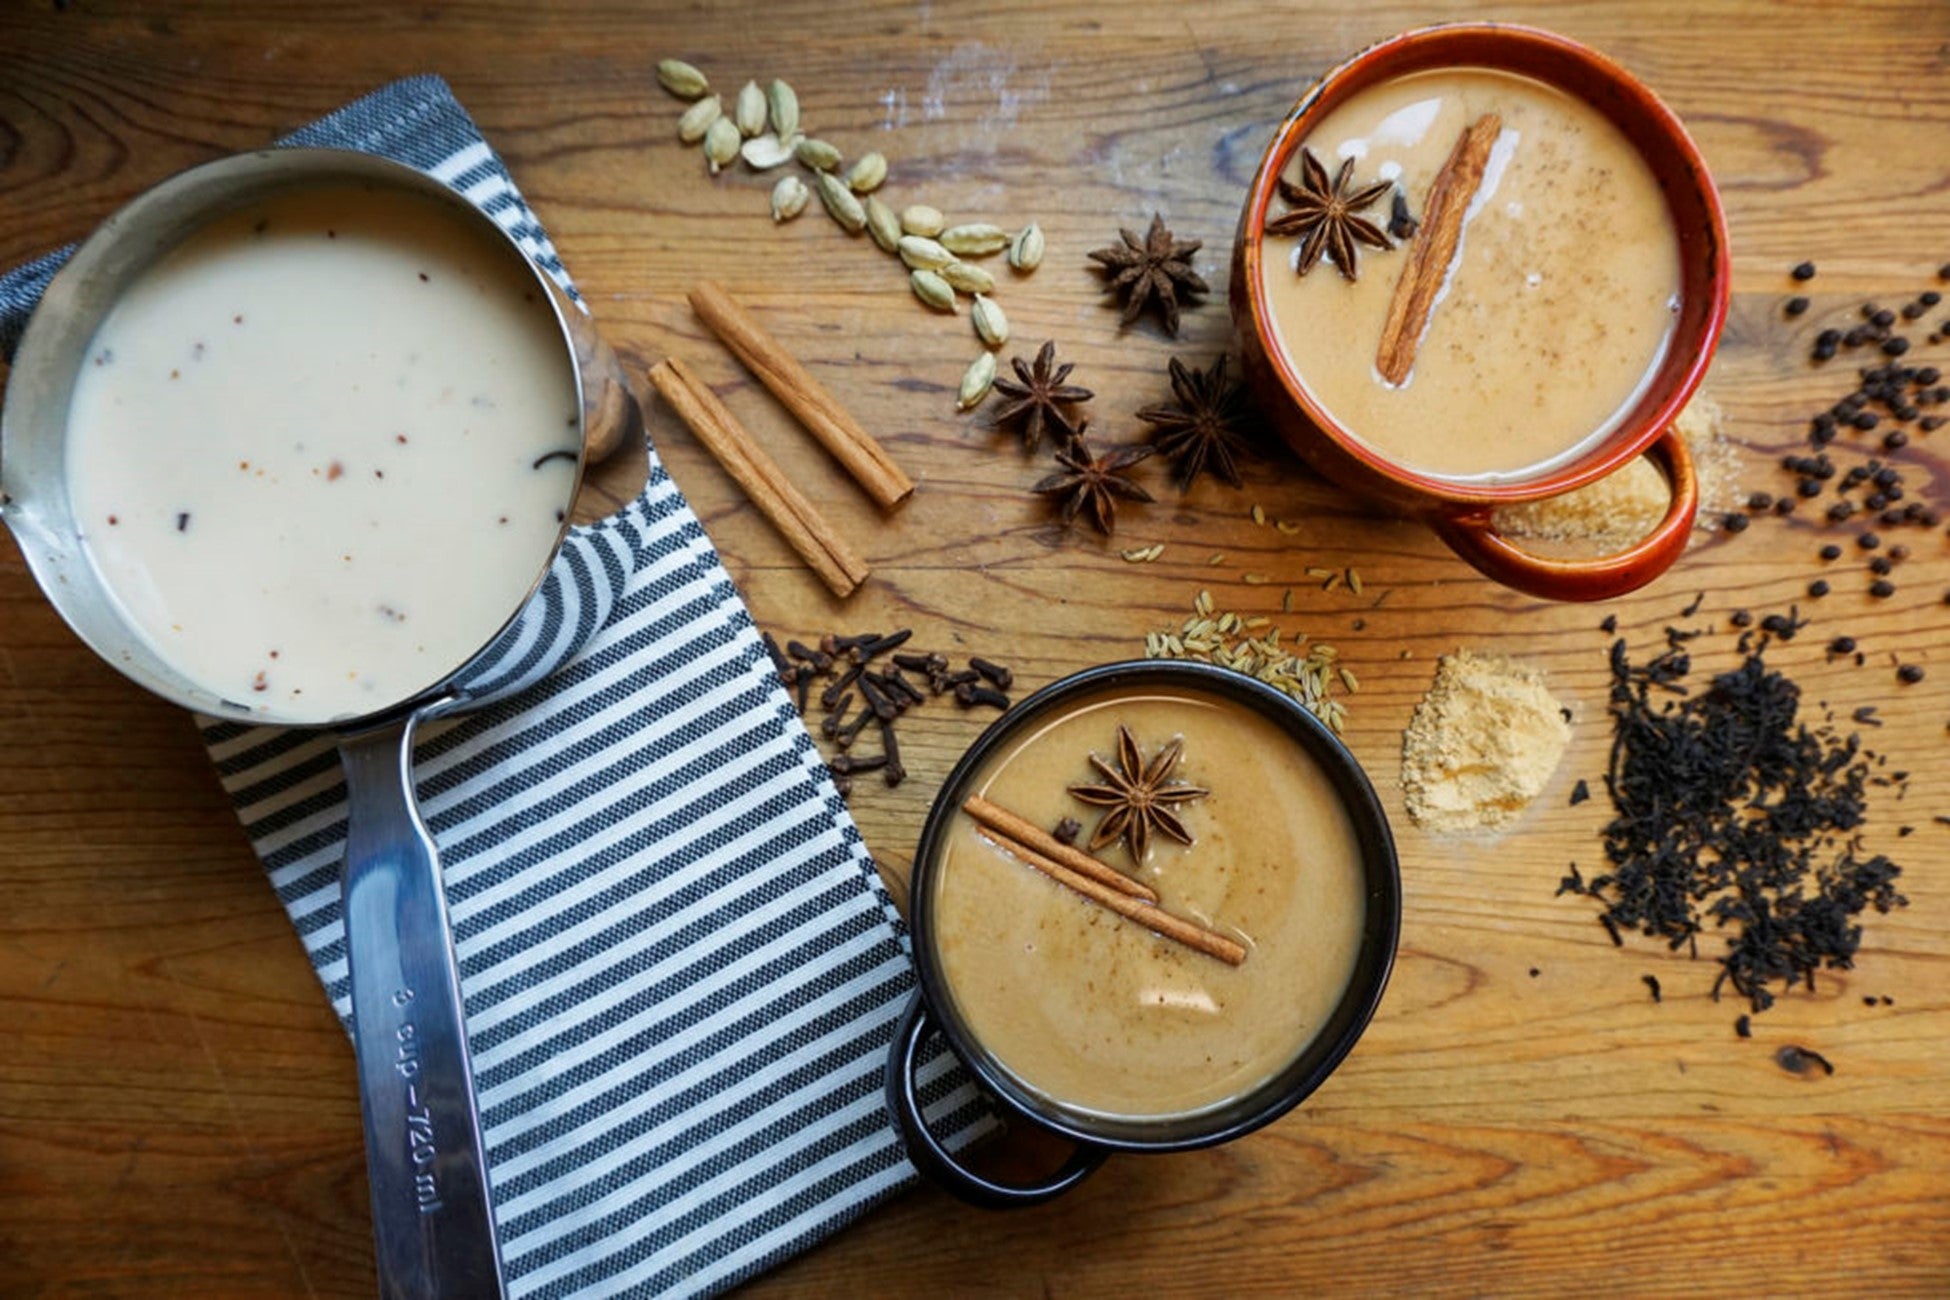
xmin=1566 ymin=613 xmax=1911 ymax=1019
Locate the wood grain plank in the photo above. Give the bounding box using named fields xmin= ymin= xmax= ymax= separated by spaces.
xmin=1 ymin=0 xmax=1947 ymax=1293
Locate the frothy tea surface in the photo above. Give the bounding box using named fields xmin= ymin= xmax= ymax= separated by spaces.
xmin=931 ymin=688 xmax=1369 ymax=1121
xmin=65 ymin=183 xmax=580 ymax=722
xmin=1259 ymin=67 xmax=1682 ymax=483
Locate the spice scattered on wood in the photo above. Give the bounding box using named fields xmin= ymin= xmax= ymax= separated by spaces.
xmin=1401 ymin=650 xmax=1572 ymax=834
xmin=1086 ymin=213 xmax=1208 ymax=337
xmin=1136 ymin=355 xmax=1257 ymax=490
xmin=1142 ymin=589 xmax=1351 ymax=732
xmin=771 ymin=627 xmax=1017 ymax=796
xmin=687 ymin=281 xmax=914 ymax=509
xmin=648 ymin=357 xmax=869 ymax=598
xmin=1775 ymin=1045 xmax=1835 ymax=1077
xmin=1642 ymin=974 xmax=1663 ymax=1003
xmin=1569 ymin=779 xmax=1590 ymax=806
xmin=1265 ymin=147 xmax=1392 ymax=282
xmin=1561 ymin=609 xmax=1910 ymax=1024
xmin=1031 ymin=431 xmax=1155 ymax=535
xmin=990 ymin=340 xmax=1093 ymax=453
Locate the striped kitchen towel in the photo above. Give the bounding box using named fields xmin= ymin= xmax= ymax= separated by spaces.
xmin=0 ymin=75 xmax=986 ymax=1298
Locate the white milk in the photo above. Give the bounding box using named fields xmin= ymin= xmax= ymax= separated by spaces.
xmin=64 ymin=183 xmax=579 ymax=723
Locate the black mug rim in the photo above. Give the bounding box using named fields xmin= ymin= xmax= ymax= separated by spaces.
xmin=906 ymin=658 xmax=1402 ymax=1153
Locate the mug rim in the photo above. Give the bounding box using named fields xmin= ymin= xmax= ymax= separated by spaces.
xmin=905 ymin=658 xmax=1402 ymax=1154
xmin=1236 ymin=21 xmax=1732 ymax=508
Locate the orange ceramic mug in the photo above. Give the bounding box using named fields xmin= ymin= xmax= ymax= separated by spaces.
xmin=1231 ymin=24 xmax=1730 ymax=602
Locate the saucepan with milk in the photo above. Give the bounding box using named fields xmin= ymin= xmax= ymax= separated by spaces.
xmin=0 ymin=149 xmax=641 ymax=1299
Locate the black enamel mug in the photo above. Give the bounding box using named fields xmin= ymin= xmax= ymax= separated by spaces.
xmin=885 ymin=659 xmax=1402 ymax=1208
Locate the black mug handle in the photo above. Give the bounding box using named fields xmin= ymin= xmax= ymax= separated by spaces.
xmin=886 ymin=994 xmax=1107 ymax=1209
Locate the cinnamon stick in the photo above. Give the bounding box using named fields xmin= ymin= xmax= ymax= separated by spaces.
xmin=963 ymin=793 xmax=1159 ymax=902
xmin=688 ymin=281 xmax=915 ymax=510
xmin=647 ymin=357 xmax=869 ymax=599
xmin=963 ymin=801 xmax=1247 ymax=967
xmin=1375 ymin=113 xmax=1503 ymax=386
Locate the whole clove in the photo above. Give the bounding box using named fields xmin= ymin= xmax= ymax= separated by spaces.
xmin=821 ymin=694 xmax=855 ymax=738
xmin=880 ymin=719 xmax=905 ymax=786
xmin=970 ymin=657 xmax=1014 ymax=689
xmin=956 ymin=682 xmax=1011 ymax=710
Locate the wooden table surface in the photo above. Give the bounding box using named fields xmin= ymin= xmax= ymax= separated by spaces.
xmin=3 ymin=1 xmax=1947 ymax=1294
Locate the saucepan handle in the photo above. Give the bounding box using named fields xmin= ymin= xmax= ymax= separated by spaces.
xmin=1432 ymin=422 xmax=1700 ymax=603
xmin=339 ymin=717 xmax=506 ymax=1300
xmin=886 ymin=994 xmax=1107 ymax=1209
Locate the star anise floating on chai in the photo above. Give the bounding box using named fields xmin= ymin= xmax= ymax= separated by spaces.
xmin=1067 ymin=725 xmax=1209 ymax=864
xmin=1266 ymin=147 xmax=1393 ymax=281
xmin=1032 ymin=424 xmax=1154 ymax=535
xmin=1087 ymin=213 xmax=1208 ymax=337
xmin=991 ymin=339 xmax=1094 ymax=453
xmin=1137 ymin=355 xmax=1257 ymax=490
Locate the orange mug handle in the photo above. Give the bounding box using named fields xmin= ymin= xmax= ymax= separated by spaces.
xmin=1432 ymin=424 xmax=1699 ymax=603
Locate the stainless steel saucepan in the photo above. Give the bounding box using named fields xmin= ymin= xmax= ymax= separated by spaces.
xmin=0 ymin=149 xmax=642 ymax=1299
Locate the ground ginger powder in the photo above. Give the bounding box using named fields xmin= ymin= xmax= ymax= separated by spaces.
xmin=1400 ymin=650 xmax=1572 ymax=833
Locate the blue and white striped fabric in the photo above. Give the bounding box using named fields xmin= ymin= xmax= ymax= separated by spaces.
xmin=0 ymin=76 xmax=986 ymax=1298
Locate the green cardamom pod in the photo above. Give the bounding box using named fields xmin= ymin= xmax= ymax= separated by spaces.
xmin=767 ymin=79 xmax=799 ymax=140
xmin=771 ymin=175 xmax=810 ymax=222
xmin=817 ymin=170 xmax=866 ymax=232
xmin=971 ymin=295 xmax=1009 ymax=347
xmin=678 ymin=94 xmax=722 ymax=144
xmin=941 ymin=261 xmax=995 ymax=295
xmin=897 ymin=235 xmax=954 ymax=271
xmin=703 ymin=116 xmax=741 ymax=172
xmin=865 ymin=196 xmax=902 ymax=253
xmin=734 ymin=80 xmax=766 ymax=137
xmin=958 ymin=351 xmax=997 ymax=410
xmin=910 ymin=269 xmax=957 ymax=313
xmin=845 ymin=151 xmax=887 ymax=194
xmin=940 ymin=223 xmax=1010 ymax=256
xmin=1008 ymin=222 xmax=1045 ymax=271
xmin=657 ymin=59 xmax=709 ymax=100
xmin=899 ymin=204 xmax=945 ymax=238
xmin=795 ymin=137 xmax=842 ymax=171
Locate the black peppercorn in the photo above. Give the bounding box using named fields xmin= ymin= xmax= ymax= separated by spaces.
xmin=1808 ymin=579 xmax=1830 ymax=597
xmin=1729 ymin=610 xmax=1753 ymax=628
xmin=1819 ymin=544 xmax=1842 ymax=560
xmin=1826 ymin=502 xmax=1855 ymax=523
xmin=1881 ymin=507 xmax=1905 ymax=526
xmin=1890 ymin=544 xmax=1911 ymax=561
xmin=1853 ymin=411 xmax=1880 ymax=430
xmin=1884 ymin=430 xmax=1910 ymax=450
xmin=1792 ymin=261 xmax=1817 ymax=281
xmin=1870 ymin=556 xmax=1893 ymax=575
xmin=1829 ymin=636 xmax=1856 ymax=655
xmin=1797 ymin=479 xmax=1822 ymax=498
xmin=1747 ymin=491 xmax=1773 ymax=511
xmin=1722 ymin=512 xmax=1750 ymax=533
xmin=1898 ymin=664 xmax=1925 ymax=684
xmin=1871 ymin=308 xmax=1896 ymax=328
xmin=1923 ymin=292 xmax=1943 ymax=307
xmin=1774 ymin=497 xmax=1795 ymax=515
xmin=1870 ymin=579 xmax=1896 ymax=598
xmin=1883 ymin=337 xmax=1911 ymax=357
xmin=1785 ymin=296 xmax=1809 ymax=317
xmin=1866 ymin=493 xmax=1888 ymax=511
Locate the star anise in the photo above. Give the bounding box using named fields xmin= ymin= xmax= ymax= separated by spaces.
xmin=1086 ymin=213 xmax=1208 ymax=337
xmin=1066 ymin=724 xmax=1208 ymax=864
xmin=1031 ymin=427 xmax=1154 ymax=535
xmin=1265 ymin=147 xmax=1392 ymax=281
xmin=1136 ymin=355 xmax=1256 ymax=490
xmin=991 ymin=340 xmax=1094 ymax=453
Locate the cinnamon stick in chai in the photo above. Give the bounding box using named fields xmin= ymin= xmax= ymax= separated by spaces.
xmin=1375 ymin=113 xmax=1503 ymax=386
xmin=647 ymin=357 xmax=869 ymax=599
xmin=963 ymin=793 xmax=1158 ymax=902
xmin=961 ymin=795 xmax=1247 ymax=966
xmin=688 ymin=281 xmax=915 ymax=510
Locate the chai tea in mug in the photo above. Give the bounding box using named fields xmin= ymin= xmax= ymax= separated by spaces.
xmin=929 ymin=685 xmax=1369 ymax=1121
xmin=1258 ymin=66 xmax=1683 ymax=483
